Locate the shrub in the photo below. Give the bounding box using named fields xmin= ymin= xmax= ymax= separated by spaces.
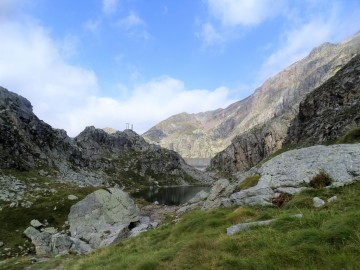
xmin=272 ymin=193 xmax=293 ymax=207
xmin=309 ymin=171 xmax=333 ymax=189
xmin=236 ymin=175 xmax=261 ymax=191
xmin=336 ymin=128 xmax=360 ymax=144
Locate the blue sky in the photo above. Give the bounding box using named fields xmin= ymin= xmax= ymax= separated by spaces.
xmin=0 ymin=0 xmax=359 ymax=136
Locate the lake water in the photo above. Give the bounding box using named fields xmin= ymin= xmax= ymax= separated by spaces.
xmin=132 ymin=186 xmax=211 ymax=206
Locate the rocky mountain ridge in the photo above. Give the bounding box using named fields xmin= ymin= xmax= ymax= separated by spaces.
xmin=0 ymin=87 xmax=212 ymax=188
xmin=143 ymin=32 xmax=360 ymax=159
xmin=209 ymin=50 xmax=360 ymax=173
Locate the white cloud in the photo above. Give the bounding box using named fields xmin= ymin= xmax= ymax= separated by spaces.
xmin=258 ymin=4 xmax=360 ymax=82
xmin=115 ymin=11 xmax=149 ymax=39
xmin=102 ymin=0 xmax=119 ymax=15
xmin=198 ymin=22 xmax=224 ymax=46
xmin=116 ymin=11 xmax=145 ymax=29
xmin=0 ymin=12 xmax=234 ymax=137
xmin=84 ymin=18 xmax=102 ymax=33
xmin=0 ymin=19 xmax=98 ymax=132
xmin=63 ymin=77 xmax=235 ymax=136
xmin=207 ymin=0 xmax=284 ymax=27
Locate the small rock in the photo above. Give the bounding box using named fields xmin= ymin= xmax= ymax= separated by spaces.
xmin=227 ymin=219 xmax=274 ymax=236
xmin=327 ymin=196 xmax=337 ymax=203
xmin=30 ymin=219 xmax=43 ymax=228
xmin=313 ymin=197 xmax=325 ymax=208
xmin=67 ymin=195 xmax=78 ymax=201
xmin=43 ymin=227 xmax=57 ymax=234
xmin=0 ymin=241 xmax=4 ymax=247
xmin=153 ymin=201 xmax=159 ymax=205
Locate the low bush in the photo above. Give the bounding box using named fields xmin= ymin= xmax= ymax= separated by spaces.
xmin=236 ymin=175 xmax=261 ymax=191
xmin=309 ymin=171 xmax=333 ymax=189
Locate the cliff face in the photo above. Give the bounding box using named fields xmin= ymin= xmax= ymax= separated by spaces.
xmin=285 ymin=53 xmax=360 ymax=146
xmin=210 ymin=51 xmax=360 ymax=173
xmin=0 ymin=87 xmax=212 ymax=187
xmin=143 ymin=33 xmax=360 ymax=159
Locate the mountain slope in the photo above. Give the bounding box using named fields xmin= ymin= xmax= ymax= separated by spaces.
xmin=210 ymin=51 xmax=360 ymax=173
xmin=143 ymin=32 xmax=360 ymax=159
xmin=0 ymin=87 xmax=212 ymax=187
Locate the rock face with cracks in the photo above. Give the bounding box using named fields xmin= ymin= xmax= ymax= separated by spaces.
xmin=68 ymin=188 xmax=140 ymax=249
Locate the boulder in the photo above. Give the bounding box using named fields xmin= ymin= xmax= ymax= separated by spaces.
xmin=30 ymin=219 xmax=43 ymax=228
xmin=202 ymin=179 xmax=230 ymax=209
xmin=68 ymin=188 xmax=140 ymax=248
xmin=23 ymin=227 xmax=52 ymax=255
xmin=256 ymin=144 xmax=360 ymax=189
xmin=23 ymin=227 xmax=92 ymax=256
xmin=313 ymin=197 xmax=325 ymax=208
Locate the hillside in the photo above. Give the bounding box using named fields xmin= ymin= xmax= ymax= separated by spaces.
xmin=209 ymin=52 xmax=360 ymax=173
xmin=4 ymin=176 xmax=360 ymax=270
xmin=0 ymin=86 xmax=211 ymax=189
xmin=143 ymin=32 xmax=360 ymax=159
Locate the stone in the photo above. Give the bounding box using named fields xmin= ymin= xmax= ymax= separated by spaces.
xmin=67 ymin=195 xmax=78 ymax=200
xmin=202 ymin=179 xmax=229 ymax=210
xmin=0 ymin=241 xmax=3 ymax=247
xmin=327 ymin=196 xmax=337 ymax=203
xmin=43 ymin=227 xmax=57 ymax=234
xmin=227 ymin=187 xmax=275 ymax=207
xmin=187 ymin=190 xmax=209 ymax=204
xmin=257 ymin=145 xmax=360 ymax=189
xmin=69 ymin=237 xmax=92 ymax=255
xmin=68 ymin=188 xmax=140 ymax=248
xmin=23 ymin=227 xmax=52 ymax=255
xmin=51 ymin=234 xmax=72 ymax=255
xmin=227 ymin=214 xmax=303 ymax=236
xmin=30 ymin=219 xmax=43 ymax=228
xmin=227 ymin=219 xmax=275 ymax=236
xmin=313 ymin=197 xmax=325 ymax=208
xmin=130 ymin=223 xmax=149 ymax=237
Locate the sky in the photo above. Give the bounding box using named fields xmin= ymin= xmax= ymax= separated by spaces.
xmin=0 ymin=0 xmax=359 ymax=137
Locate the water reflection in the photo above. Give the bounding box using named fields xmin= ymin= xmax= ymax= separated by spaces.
xmin=132 ymin=186 xmax=211 ymax=206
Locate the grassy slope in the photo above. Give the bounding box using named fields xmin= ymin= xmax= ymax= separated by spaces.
xmin=6 ymin=179 xmax=359 ymax=270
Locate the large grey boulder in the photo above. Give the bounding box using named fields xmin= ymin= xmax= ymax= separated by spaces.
xmin=224 ymin=144 xmax=360 ymax=207
xmin=68 ymin=188 xmax=140 ymax=248
xmin=257 ymin=144 xmax=360 ymax=189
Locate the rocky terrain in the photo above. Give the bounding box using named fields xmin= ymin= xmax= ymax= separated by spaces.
xmin=143 ymin=32 xmax=360 ymax=161
xmin=209 ymin=42 xmax=360 ymax=173
xmin=0 ymin=86 xmax=212 ymax=189
xmin=286 ymin=53 xmax=360 ymax=146
xmin=180 ymin=144 xmax=360 ymax=212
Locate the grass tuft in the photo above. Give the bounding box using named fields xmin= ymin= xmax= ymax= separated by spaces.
xmin=309 ymin=171 xmax=333 ymax=189
xmin=236 ymin=175 xmax=261 ymax=191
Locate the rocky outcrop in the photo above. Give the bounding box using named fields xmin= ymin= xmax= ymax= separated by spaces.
xmin=144 ymin=32 xmax=360 ymax=159
xmin=210 ymin=41 xmax=360 ymax=174
xmin=0 ymin=87 xmax=213 ymax=187
xmin=222 ymin=144 xmax=360 ymax=207
xmin=23 ymin=226 xmax=91 ymax=256
xmin=286 ymin=53 xmax=360 ymax=146
xmin=181 ymin=144 xmax=360 ymax=210
xmin=209 ymin=115 xmax=290 ymax=172
xmin=68 ymin=188 xmax=139 ymax=249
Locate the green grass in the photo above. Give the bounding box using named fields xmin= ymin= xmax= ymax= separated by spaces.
xmin=3 ymin=180 xmax=360 ymax=270
xmin=14 ymin=180 xmax=356 ymax=270
xmin=336 ymin=128 xmax=360 ymax=144
xmin=0 ymin=171 xmax=102 ymax=259
xmin=236 ymin=175 xmax=261 ymax=191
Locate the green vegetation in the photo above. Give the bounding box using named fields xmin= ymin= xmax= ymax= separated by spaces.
xmin=236 ymin=174 xmax=261 ymax=191
xmin=0 ymin=170 xmax=102 ymax=259
xmin=308 ymin=171 xmax=333 ymax=189
xmin=336 ymin=128 xmax=360 ymax=144
xmin=3 ymin=178 xmax=357 ymax=270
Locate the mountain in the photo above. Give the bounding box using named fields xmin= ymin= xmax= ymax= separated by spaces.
xmin=143 ymin=32 xmax=360 ymax=160
xmin=209 ymin=49 xmax=360 ymax=173
xmin=0 ymin=87 xmax=212 ymax=188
